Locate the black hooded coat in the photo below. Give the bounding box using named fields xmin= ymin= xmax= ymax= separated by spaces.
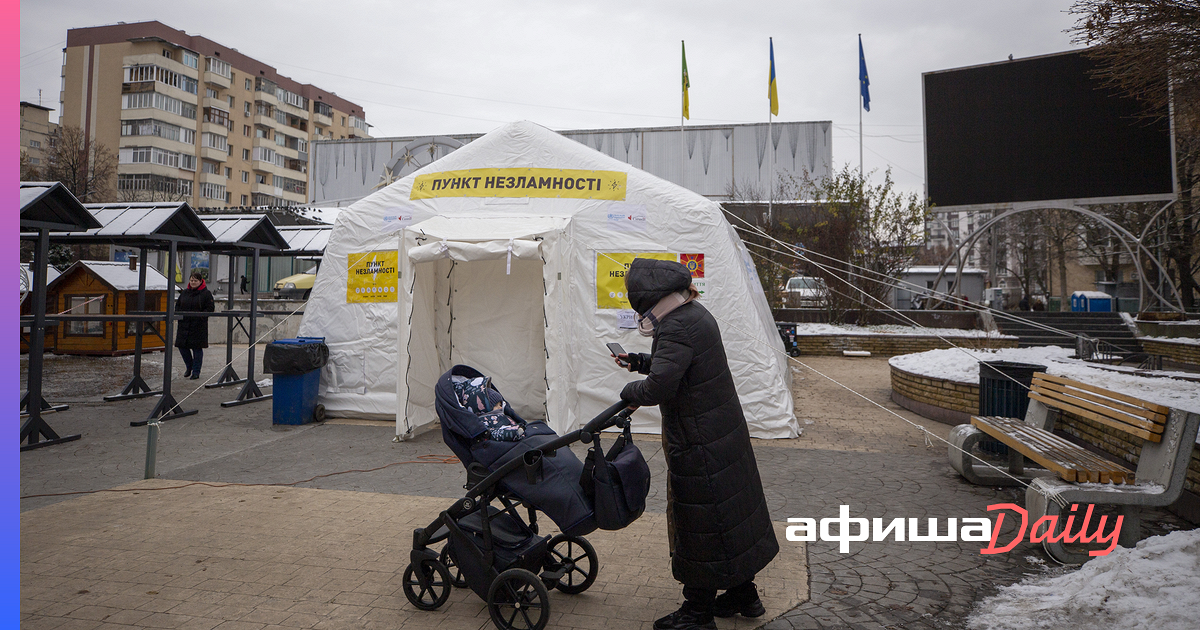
xmin=619 ymin=258 xmax=778 ymax=590
xmin=174 ymin=282 xmax=214 ymax=349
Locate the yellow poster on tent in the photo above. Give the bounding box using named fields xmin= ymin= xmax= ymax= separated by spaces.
xmin=347 ymin=251 xmax=399 ymax=303
xmin=410 ymin=168 xmax=627 ymax=200
xmin=596 ymin=252 xmax=678 ymax=309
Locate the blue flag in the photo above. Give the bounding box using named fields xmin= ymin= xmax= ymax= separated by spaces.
xmin=859 ymin=35 xmax=871 ymax=112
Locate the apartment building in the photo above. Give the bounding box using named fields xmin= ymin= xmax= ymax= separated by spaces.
xmin=60 ymin=20 xmax=370 ymax=208
xmin=20 ymin=101 xmax=58 ymax=172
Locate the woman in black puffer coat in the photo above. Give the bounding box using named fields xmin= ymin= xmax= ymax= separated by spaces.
xmin=616 ymin=257 xmax=778 ymax=630
xmin=175 ymin=269 xmax=215 ymax=379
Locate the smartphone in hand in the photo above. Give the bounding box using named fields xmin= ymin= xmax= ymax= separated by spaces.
xmin=606 ymin=342 xmax=629 ymax=368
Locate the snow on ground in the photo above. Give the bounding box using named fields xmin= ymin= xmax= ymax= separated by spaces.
xmin=968 ymin=529 xmax=1200 ymax=630
xmin=1143 ymin=336 xmax=1200 ymax=346
xmin=889 ymin=346 xmax=1200 ymax=414
xmin=792 ymin=322 xmax=1014 ymax=338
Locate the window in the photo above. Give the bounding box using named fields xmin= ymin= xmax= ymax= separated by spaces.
xmin=162 ymin=49 xmax=172 ymax=60
xmin=199 ymin=182 xmax=226 ymax=200
xmin=202 ymin=161 xmax=221 ymax=175
xmin=225 ymin=167 xmax=232 ymax=177
xmin=244 ymin=101 xmax=251 ymax=116
xmin=65 ymin=295 xmax=106 ymax=336
xmin=205 ymin=57 xmax=231 ymax=78
xmin=255 ymin=173 xmax=267 ymax=184
xmin=182 ymin=51 xmax=199 ymax=69
xmin=124 ymin=294 xmax=159 ymax=337
xmin=245 ymin=78 xmax=252 ymax=90
xmin=28 ymin=139 xmax=40 ymax=148
xmin=180 ymin=154 xmax=196 ymax=171
xmin=242 ymin=148 xmax=251 ymax=161
xmin=241 ymin=171 xmax=249 ymax=183
xmin=314 ymin=101 xmax=333 ymax=117
xmin=241 ymin=194 xmax=248 ymax=205
xmin=29 ymin=158 xmax=39 ymax=165
xmin=121 ymin=91 xmax=195 ymax=118
xmin=243 ymin=124 xmax=250 ymax=136
xmin=206 ymin=88 xmax=220 ymax=99
xmin=228 ymin=96 xmax=235 ymax=107
xmin=203 ymin=107 xmax=231 ymax=129
xmin=201 ymin=132 xmax=228 ymax=152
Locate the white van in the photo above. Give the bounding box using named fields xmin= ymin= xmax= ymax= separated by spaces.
xmin=784 ymin=276 xmax=828 ymax=308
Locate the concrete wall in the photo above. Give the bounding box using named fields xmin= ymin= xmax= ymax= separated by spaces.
xmin=208 ymin=299 xmax=306 ymax=344
xmin=793 ymin=334 xmax=1016 ymax=357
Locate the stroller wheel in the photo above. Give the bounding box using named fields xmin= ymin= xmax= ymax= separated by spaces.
xmin=487 ymin=568 xmax=549 ymax=630
xmin=439 ymin=545 xmax=469 ymax=589
xmin=402 ymin=559 xmax=452 ymax=611
xmin=545 ymin=534 xmax=598 ymax=595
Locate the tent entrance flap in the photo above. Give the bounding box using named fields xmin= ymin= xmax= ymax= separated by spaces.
xmin=411 ymin=254 xmax=549 ymax=423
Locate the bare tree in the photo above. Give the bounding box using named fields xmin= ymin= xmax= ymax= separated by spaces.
xmin=1070 ymin=0 xmax=1200 ymax=308
xmin=41 ymin=125 xmax=117 ymax=202
xmin=20 ymin=151 xmax=41 ymax=181
xmin=779 ymin=166 xmax=928 ymax=321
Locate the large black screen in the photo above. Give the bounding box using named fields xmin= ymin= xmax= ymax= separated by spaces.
xmin=923 ymin=50 xmax=1172 ymax=208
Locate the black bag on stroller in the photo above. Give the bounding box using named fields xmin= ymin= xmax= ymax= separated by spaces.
xmin=580 ymin=421 xmax=650 ymax=530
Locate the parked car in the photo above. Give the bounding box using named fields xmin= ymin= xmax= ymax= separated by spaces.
xmin=784 ymin=275 xmax=828 ymax=308
xmin=274 ymin=272 xmax=316 ymax=299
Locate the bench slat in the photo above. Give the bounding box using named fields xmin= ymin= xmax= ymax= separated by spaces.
xmin=1033 ymin=376 xmax=1167 ymax=426
xmin=997 ymin=420 xmax=1128 ymax=483
xmin=971 ymin=416 xmax=1134 ymax=484
xmin=1029 ymin=391 xmax=1163 ymax=443
xmin=1033 ymin=372 xmax=1171 ymax=416
xmin=1030 ymin=383 xmax=1165 ymax=434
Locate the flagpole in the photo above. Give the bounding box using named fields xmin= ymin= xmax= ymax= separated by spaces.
xmin=767 ymin=37 xmax=774 ymax=225
xmin=681 ymin=40 xmax=686 ymax=188
xmin=859 ymin=34 xmax=864 ymax=181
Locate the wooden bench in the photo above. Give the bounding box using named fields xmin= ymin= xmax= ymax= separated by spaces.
xmin=948 ymin=372 xmax=1200 ymax=563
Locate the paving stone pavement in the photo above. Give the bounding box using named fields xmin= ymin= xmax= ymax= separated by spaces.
xmin=21 ymin=354 xmax=1194 ymax=629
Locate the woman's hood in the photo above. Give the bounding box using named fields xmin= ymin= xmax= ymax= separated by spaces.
xmin=625 ymin=258 xmax=692 ymax=315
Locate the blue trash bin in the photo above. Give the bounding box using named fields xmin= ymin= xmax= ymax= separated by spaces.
xmin=264 ymin=337 xmax=328 ymax=425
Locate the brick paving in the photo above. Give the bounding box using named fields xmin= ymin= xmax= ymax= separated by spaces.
xmin=21 ymin=354 xmax=1193 ymax=629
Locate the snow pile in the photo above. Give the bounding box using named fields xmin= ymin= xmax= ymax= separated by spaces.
xmin=889 ymin=346 xmax=1200 ymax=414
xmin=968 ymin=529 xmax=1200 ymax=630
xmin=791 ymin=322 xmax=1012 ymax=338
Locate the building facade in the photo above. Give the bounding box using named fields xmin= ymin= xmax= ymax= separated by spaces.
xmin=20 ymin=101 xmax=58 ymax=173
xmin=60 ymin=21 xmax=370 ymax=209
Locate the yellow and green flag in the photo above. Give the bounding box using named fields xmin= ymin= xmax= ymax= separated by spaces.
xmin=768 ymin=37 xmax=779 ymax=116
xmin=682 ymin=41 xmax=690 ymax=120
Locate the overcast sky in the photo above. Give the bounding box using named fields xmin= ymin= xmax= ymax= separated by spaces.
xmin=20 ymin=0 xmax=1085 ymax=195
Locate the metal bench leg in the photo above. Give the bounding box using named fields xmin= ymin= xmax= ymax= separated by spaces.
xmin=948 ymin=424 xmax=1024 ymax=487
xmin=1118 ymin=505 xmax=1141 ymax=548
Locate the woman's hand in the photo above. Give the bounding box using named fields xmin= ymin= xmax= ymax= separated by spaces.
xmin=615 ymin=353 xmax=643 ymax=372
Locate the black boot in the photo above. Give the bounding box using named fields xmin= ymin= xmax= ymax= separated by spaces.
xmin=653 ymin=602 xmax=715 ymax=630
xmin=189 ymin=358 xmax=202 ymax=379
xmin=712 ymin=582 xmax=765 ymax=618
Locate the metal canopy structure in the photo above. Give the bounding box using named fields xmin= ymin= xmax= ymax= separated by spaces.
xmin=28 ymin=201 xmax=216 ymax=424
xmin=275 ymin=225 xmax=332 ymax=257
xmin=20 ymin=182 xmax=102 ymax=451
xmin=188 ymin=215 xmax=288 ymax=407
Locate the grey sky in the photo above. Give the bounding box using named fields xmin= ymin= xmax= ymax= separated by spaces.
xmin=20 ymin=1 xmax=1084 ymax=195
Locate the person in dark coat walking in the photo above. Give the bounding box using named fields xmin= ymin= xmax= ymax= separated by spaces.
xmin=176 ymin=269 xmax=215 ymax=379
xmin=614 ymin=257 xmax=779 ymax=630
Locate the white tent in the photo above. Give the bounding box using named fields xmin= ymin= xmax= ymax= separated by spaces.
xmin=298 ymin=121 xmax=797 ymax=439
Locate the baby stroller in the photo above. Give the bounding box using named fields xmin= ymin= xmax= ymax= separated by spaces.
xmin=403 ymin=365 xmax=642 ymax=630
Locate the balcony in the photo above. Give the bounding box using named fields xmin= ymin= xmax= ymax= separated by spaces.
xmin=199 ymin=146 xmax=227 ymax=162
xmin=203 ymin=70 xmax=230 ymax=90
xmin=313 ymin=112 xmax=332 ymax=127
xmin=198 ymin=171 xmax=227 ymax=185
xmin=251 ymin=181 xmax=283 ymax=197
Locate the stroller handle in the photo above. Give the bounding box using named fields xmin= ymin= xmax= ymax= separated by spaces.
xmin=462 ymin=400 xmax=636 ymax=503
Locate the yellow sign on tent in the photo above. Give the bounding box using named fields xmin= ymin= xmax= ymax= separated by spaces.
xmin=347 ymin=251 xmax=399 ymax=303
xmin=596 ymin=252 xmax=678 ymax=309
xmin=411 ymin=168 xmax=627 ymax=200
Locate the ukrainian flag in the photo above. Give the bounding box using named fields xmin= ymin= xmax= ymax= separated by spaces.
xmin=682 ymin=41 xmax=690 ymax=120
xmin=768 ymin=38 xmax=779 ymax=116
